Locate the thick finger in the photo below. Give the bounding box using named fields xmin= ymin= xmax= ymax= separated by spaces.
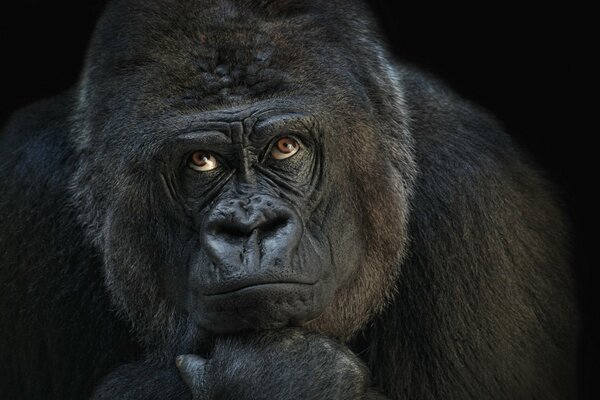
xmin=176 ymin=354 xmax=207 ymax=397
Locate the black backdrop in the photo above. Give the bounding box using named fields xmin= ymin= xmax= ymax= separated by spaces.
xmin=0 ymin=1 xmax=594 ymax=398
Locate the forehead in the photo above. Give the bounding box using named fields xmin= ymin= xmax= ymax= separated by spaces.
xmin=163 ymin=36 xmax=320 ymax=110
xmin=92 ymin=1 xmax=352 ymax=111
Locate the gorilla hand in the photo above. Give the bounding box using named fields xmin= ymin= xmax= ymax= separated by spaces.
xmin=176 ymin=329 xmax=387 ymax=400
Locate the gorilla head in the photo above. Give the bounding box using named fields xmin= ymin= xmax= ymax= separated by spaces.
xmin=70 ymin=0 xmax=415 ymax=345
xmin=0 ymin=0 xmax=578 ymax=398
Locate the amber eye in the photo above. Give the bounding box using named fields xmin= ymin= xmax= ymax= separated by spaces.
xmin=189 ymin=151 xmax=218 ymax=172
xmin=270 ymin=137 xmax=300 ymax=160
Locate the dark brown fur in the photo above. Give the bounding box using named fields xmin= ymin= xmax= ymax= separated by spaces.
xmin=0 ymin=1 xmax=577 ymax=399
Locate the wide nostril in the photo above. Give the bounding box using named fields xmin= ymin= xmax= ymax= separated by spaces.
xmin=257 ymin=215 xmax=288 ymax=235
xmin=212 ymin=214 xmax=290 ymax=239
xmin=213 ymin=224 xmax=248 ymax=239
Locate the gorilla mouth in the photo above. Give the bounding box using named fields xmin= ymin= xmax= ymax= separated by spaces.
xmin=203 ymin=281 xmax=318 ymax=297
xmin=192 ymin=279 xmax=327 ymax=333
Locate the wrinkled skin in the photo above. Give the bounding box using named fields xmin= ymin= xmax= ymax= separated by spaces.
xmin=0 ymin=0 xmax=578 ymax=399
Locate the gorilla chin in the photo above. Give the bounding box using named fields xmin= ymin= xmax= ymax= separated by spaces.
xmin=190 ymin=281 xmax=332 ymax=333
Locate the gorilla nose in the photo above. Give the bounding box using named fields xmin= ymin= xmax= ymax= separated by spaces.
xmin=212 ymin=209 xmax=290 ymax=240
xmin=200 ymin=196 xmax=303 ymax=272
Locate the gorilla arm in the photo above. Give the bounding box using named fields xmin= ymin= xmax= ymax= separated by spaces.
xmin=362 ymin=68 xmax=578 ymax=400
xmin=0 ymin=95 xmax=141 ymax=399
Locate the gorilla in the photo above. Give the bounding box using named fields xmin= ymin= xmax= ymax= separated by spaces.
xmin=0 ymin=0 xmax=578 ymax=399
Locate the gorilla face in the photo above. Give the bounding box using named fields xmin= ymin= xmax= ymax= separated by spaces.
xmin=70 ymin=0 xmax=415 ymax=343
xmin=166 ymin=106 xmax=336 ymax=333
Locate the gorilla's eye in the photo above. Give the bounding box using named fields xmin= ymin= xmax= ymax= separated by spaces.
xmin=189 ymin=151 xmax=218 ymax=172
xmin=271 ymin=137 xmax=300 ymax=160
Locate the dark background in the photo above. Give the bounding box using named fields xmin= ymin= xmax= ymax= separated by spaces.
xmin=0 ymin=0 xmax=594 ymax=398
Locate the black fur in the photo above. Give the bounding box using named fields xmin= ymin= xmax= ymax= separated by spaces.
xmin=0 ymin=0 xmax=577 ymax=399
